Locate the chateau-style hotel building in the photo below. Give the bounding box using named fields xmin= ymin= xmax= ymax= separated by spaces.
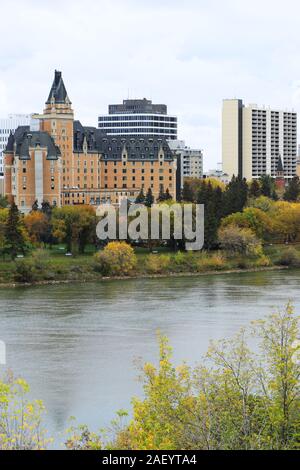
xmin=4 ymin=71 xmax=177 ymax=212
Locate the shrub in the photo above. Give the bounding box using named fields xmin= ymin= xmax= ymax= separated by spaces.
xmin=255 ymin=255 xmax=272 ymax=267
xmin=94 ymin=242 xmax=137 ymax=276
xmin=172 ymin=251 xmax=198 ymax=271
xmin=235 ymin=259 xmax=250 ymax=270
xmin=31 ymin=249 xmax=51 ymax=272
xmin=145 ymin=254 xmax=171 ymax=274
xmin=196 ymin=253 xmax=226 ymax=272
xmin=276 ymin=247 xmax=300 ymax=267
xmin=218 ymin=225 xmax=262 ymax=256
xmin=14 ymin=249 xmax=54 ymax=282
xmin=14 ymin=259 xmax=37 ymax=283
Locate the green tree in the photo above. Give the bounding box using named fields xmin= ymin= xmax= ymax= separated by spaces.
xmin=145 ymin=188 xmax=154 ymax=208
xmin=249 ymin=179 xmax=261 ymax=199
xmin=135 ymin=189 xmax=145 ymax=205
xmin=0 ymin=196 xmax=8 ymax=209
xmin=223 ymin=176 xmax=248 ymax=216
xmin=284 ymin=177 xmax=300 ymax=202
xmin=182 ymin=180 xmax=194 ymax=202
xmin=157 ymin=186 xmax=166 ymax=202
xmin=0 ymin=208 xmax=8 ymax=258
xmin=164 ymin=188 xmax=172 ymax=201
xmin=31 ymin=200 xmax=39 ymax=211
xmin=52 ymin=206 xmax=97 ymax=254
xmin=4 ymin=203 xmax=28 ymax=259
xmin=221 ymin=207 xmax=274 ymax=241
xmin=197 ymin=181 xmax=224 ymax=249
xmin=260 ymin=175 xmax=277 ymax=200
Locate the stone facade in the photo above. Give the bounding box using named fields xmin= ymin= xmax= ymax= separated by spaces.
xmin=4 ymin=71 xmax=177 ymax=210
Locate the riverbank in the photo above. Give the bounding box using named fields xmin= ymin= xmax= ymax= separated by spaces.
xmin=0 ymin=265 xmax=290 ymax=288
xmin=0 ymin=243 xmax=298 ymax=287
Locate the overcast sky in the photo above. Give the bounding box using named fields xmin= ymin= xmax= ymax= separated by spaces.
xmin=1 ymin=0 xmax=300 ymax=170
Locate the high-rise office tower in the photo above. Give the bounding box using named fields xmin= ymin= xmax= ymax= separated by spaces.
xmin=98 ymin=98 xmax=177 ymax=140
xmin=222 ymin=99 xmax=297 ymax=180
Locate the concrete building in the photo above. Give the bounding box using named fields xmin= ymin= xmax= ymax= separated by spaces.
xmin=206 ymin=169 xmax=230 ymax=185
xmin=168 ymin=139 xmax=203 ymax=189
xmin=0 ymin=114 xmax=32 ymax=177
xmin=222 ymin=99 xmax=297 ymax=180
xmin=98 ymin=98 xmax=177 ymax=140
xmin=4 ymin=71 xmax=177 ymax=211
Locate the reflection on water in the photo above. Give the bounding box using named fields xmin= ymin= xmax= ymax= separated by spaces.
xmin=0 ymin=269 xmax=300 ymax=447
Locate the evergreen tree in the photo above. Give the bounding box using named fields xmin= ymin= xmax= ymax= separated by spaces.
xmin=249 ymin=179 xmax=261 ymax=199
xmin=182 ymin=180 xmax=194 ymax=202
xmin=41 ymin=201 xmax=53 ymax=245
xmin=31 ymin=200 xmax=39 ymax=212
xmin=260 ymin=175 xmax=275 ymax=199
xmin=284 ymin=176 xmax=300 ymax=202
xmin=223 ymin=176 xmax=248 ymax=216
xmin=4 ymin=203 xmax=27 ymax=259
xmin=145 ymin=188 xmax=154 ymax=208
xmin=197 ymin=181 xmax=224 ymax=249
xmin=41 ymin=201 xmax=52 ymax=218
xmin=164 ymin=188 xmax=172 ymax=201
xmin=135 ymin=189 xmax=145 ymax=204
xmin=157 ymin=186 xmax=165 ymax=202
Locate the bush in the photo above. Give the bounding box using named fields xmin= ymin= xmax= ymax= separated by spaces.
xmin=276 ymin=247 xmax=300 ymax=267
xmin=94 ymin=242 xmax=137 ymax=276
xmin=255 ymin=255 xmax=272 ymax=267
xmin=14 ymin=259 xmax=37 ymax=282
xmin=31 ymin=249 xmax=51 ymax=272
xmin=196 ymin=253 xmax=226 ymax=272
xmin=218 ymin=225 xmax=262 ymax=256
xmin=14 ymin=250 xmax=54 ymax=282
xmin=145 ymin=254 xmax=171 ymax=274
xmin=172 ymin=251 xmax=198 ymax=272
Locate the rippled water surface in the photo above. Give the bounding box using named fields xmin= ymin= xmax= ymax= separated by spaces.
xmin=0 ymin=270 xmax=299 ymax=446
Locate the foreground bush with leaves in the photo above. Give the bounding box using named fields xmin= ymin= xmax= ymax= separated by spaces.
xmin=0 ymin=372 xmax=50 ymax=449
xmin=67 ymin=303 xmax=300 ymax=450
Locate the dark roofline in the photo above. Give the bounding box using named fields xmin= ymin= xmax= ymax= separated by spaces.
xmin=46 ymin=70 xmax=71 ymax=105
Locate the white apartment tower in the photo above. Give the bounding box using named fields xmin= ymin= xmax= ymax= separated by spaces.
xmin=168 ymin=140 xmax=203 ymax=189
xmin=222 ymin=99 xmax=297 ymax=180
xmin=0 ymin=114 xmax=32 ymax=177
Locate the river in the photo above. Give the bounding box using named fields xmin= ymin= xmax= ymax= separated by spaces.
xmin=0 ymin=269 xmax=299 ymax=447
